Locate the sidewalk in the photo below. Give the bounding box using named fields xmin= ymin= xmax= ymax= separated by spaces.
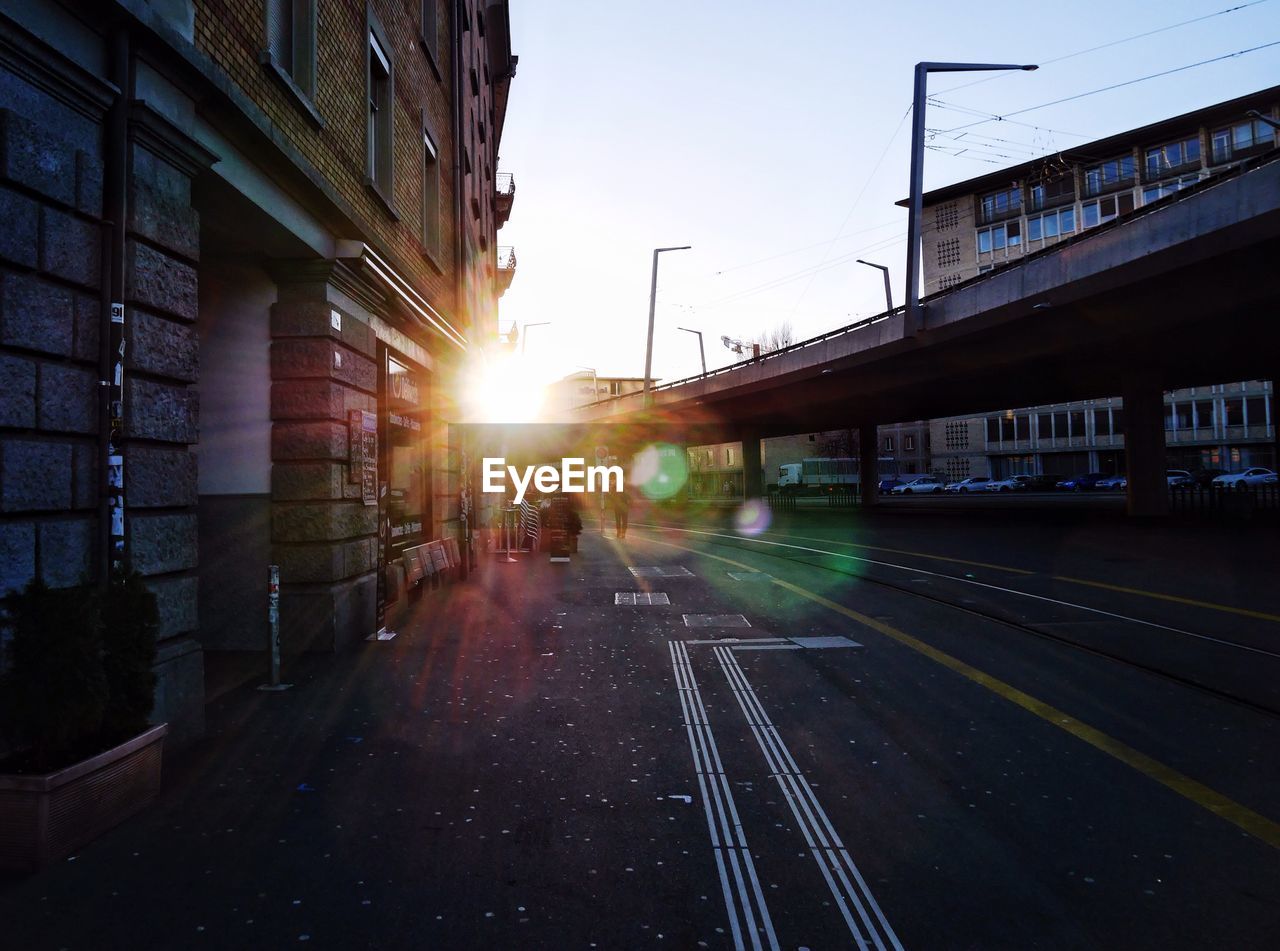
xmin=0 ymin=536 xmax=721 ymax=949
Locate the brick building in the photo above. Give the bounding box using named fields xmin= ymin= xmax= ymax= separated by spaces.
xmin=917 ymin=86 xmax=1277 ymax=481
xmin=0 ymin=0 xmax=517 ymax=747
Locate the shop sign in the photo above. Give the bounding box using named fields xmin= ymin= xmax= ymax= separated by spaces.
xmin=349 ymin=409 xmax=378 ymax=506
xmin=387 ymin=357 xmax=420 ymax=406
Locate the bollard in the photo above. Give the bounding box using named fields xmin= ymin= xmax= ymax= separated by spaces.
xmin=258 ymin=564 xmax=293 ymax=691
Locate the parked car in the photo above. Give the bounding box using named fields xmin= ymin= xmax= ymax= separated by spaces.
xmin=892 ymin=476 xmax=945 ymax=495
xmin=985 ymin=475 xmax=1033 ymax=492
xmin=944 ymin=477 xmax=990 ymax=493
xmin=1095 ymin=474 xmax=1128 ymax=490
xmin=878 ymin=474 xmax=923 ymax=494
xmin=1056 ymin=472 xmax=1106 ymax=491
xmin=1212 ymin=467 xmax=1278 ymax=489
xmin=1022 ymin=474 xmax=1063 ymax=491
xmin=1191 ymin=468 xmax=1227 ymax=487
xmin=1166 ymin=469 xmax=1194 ymax=487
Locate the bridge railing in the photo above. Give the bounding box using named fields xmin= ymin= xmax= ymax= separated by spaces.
xmin=1169 ymin=482 xmax=1279 ymax=516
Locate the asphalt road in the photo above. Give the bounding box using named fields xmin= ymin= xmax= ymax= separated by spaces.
xmin=2 ymin=511 xmax=1277 ymax=949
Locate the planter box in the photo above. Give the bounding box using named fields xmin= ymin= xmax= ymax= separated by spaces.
xmin=0 ymin=724 xmax=167 ymax=873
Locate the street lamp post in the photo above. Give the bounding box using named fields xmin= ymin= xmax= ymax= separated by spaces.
xmin=905 ymin=62 xmax=1037 ymax=338
xmin=855 ymin=259 xmax=893 ymax=313
xmin=521 ymin=321 xmax=550 ymax=355
xmin=643 ymin=245 xmax=691 ymax=406
xmin=677 ymin=326 xmax=707 ymax=376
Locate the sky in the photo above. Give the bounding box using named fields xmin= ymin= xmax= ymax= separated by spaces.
xmin=494 ymin=0 xmax=1280 ymax=387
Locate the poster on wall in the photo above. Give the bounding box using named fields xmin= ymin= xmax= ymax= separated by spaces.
xmin=349 ymin=410 xmax=378 ymax=506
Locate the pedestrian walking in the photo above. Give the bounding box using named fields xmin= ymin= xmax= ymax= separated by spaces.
xmin=610 ymin=485 xmax=631 ymax=539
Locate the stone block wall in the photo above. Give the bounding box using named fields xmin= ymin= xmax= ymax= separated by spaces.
xmin=269 ymin=274 xmax=380 ymax=651
xmin=0 ymin=106 xmax=104 ymax=598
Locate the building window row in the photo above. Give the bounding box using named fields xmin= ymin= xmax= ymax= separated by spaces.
xmin=1026 ymin=206 xmax=1075 ymax=242
xmin=977 ymin=219 xmax=1021 ymax=254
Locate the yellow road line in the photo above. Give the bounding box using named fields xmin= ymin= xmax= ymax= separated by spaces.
xmin=1053 ymin=575 xmax=1280 ymax=624
xmin=642 ymin=532 xmax=1280 ymax=851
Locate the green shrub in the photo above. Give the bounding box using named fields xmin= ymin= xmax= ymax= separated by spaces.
xmin=100 ymin=572 xmax=158 ymax=743
xmin=0 ymin=581 xmax=108 ymax=771
xmin=1 ymin=574 xmax=159 ymax=772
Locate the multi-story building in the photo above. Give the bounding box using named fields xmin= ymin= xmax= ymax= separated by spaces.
xmin=0 ymin=0 xmax=517 ymax=747
xmin=919 ymin=86 xmax=1278 ymax=480
xmin=551 ymin=371 xmax=652 ymax=413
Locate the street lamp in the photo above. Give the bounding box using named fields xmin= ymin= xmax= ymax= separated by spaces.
xmin=521 ymin=320 xmax=550 ymax=355
xmin=643 ymin=245 xmax=692 ymax=405
xmin=855 ymin=259 xmax=893 ymax=313
xmin=677 ymin=326 xmax=707 ymax=376
xmin=905 ymin=61 xmax=1037 ymax=337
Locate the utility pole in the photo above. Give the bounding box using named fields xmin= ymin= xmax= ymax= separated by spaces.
xmin=643 ymin=245 xmax=691 ymax=406
xmin=905 ymin=62 xmax=1037 ymax=337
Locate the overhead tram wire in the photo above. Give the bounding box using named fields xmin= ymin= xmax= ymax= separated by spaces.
xmin=934 ymin=39 xmax=1280 ymax=136
xmin=710 ymin=219 xmax=903 ymax=277
xmin=931 ymin=0 xmax=1275 ymax=96
xmin=783 ymin=102 xmax=914 ymax=320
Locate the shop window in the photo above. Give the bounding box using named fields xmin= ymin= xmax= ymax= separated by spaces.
xmin=383 ymin=354 xmax=427 ymax=551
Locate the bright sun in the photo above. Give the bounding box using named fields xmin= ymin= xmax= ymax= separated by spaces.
xmin=464 ymin=352 xmax=548 ymax=424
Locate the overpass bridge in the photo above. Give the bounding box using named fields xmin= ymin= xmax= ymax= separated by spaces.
xmin=571 ymin=153 xmax=1280 ymax=515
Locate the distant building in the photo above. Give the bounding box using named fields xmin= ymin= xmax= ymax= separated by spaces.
xmin=0 ymin=1 xmax=517 ymax=746
xmin=550 ymin=372 xmax=654 ymax=412
xmin=915 ymin=86 xmax=1278 ymax=478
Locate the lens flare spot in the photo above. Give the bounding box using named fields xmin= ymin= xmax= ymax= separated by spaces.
xmin=632 ymin=443 xmax=688 ymax=500
xmin=734 ymin=499 xmax=772 ymax=536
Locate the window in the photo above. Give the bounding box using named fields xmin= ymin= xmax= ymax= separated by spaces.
xmin=1093 ymin=409 xmax=1111 ymax=436
xmin=1172 ymin=403 xmax=1192 ymax=429
xmin=1037 ymin=414 xmax=1052 ymax=439
xmin=977 ymin=185 xmax=1021 ymax=224
xmin=1194 ymin=400 xmax=1213 ymax=430
xmin=1112 ymin=408 xmax=1124 ymax=435
xmin=420 ymin=0 xmax=439 ymax=61
xmin=986 ymin=418 xmax=999 ymax=443
xmin=1000 ymin=416 xmax=1015 ymax=442
xmin=421 ymin=120 xmax=440 ymax=255
xmin=1083 ymin=154 xmax=1135 ymax=196
xmin=1246 ymin=396 xmax=1266 ymax=427
xmin=977 ymin=220 xmax=1020 ymax=254
xmin=1028 ymin=174 xmax=1074 ymax=211
xmin=1052 ymin=412 xmax=1067 ymax=437
xmin=904 ymin=435 xmax=915 ymax=451
xmin=1026 ymin=206 xmax=1075 ymax=242
xmin=1145 ymin=136 xmax=1199 ymax=179
xmin=1141 ymin=173 xmax=1199 ymax=205
xmin=264 ymin=0 xmax=317 ymax=102
xmin=1211 ymin=118 xmax=1276 ymax=163
xmin=1069 ymin=411 xmax=1085 ymax=437
xmin=367 ymin=25 xmax=394 ymax=201
xmin=1081 ymin=192 xmax=1134 ymax=229
xmin=884 ymin=436 xmax=895 ymax=453
xmin=1223 ymin=399 xmax=1244 ymax=427
xmin=808 ymin=434 xmax=816 ymax=442
xmin=726 ymin=448 xmax=735 ymax=466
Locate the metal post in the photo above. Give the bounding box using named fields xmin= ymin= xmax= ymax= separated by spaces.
xmin=855 ymin=260 xmax=893 ymax=313
xmin=905 ymin=62 xmax=1036 ymax=338
xmin=643 ymin=245 xmax=691 ymax=406
xmin=258 ymin=564 xmax=292 ymax=691
xmin=678 ymin=327 xmax=707 ymax=375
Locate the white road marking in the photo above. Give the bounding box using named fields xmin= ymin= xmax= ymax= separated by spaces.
xmin=714 ymin=645 xmax=905 ymax=951
xmin=668 ymin=641 xmax=779 ymax=951
xmin=684 ymin=614 xmax=753 ymax=628
xmin=790 ymin=636 xmax=863 ymax=649
xmin=639 ymin=525 xmax=1277 ymax=658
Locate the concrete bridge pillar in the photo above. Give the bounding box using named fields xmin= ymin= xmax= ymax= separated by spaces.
xmin=740 ymin=428 xmax=763 ymax=501
xmin=858 ymin=421 xmax=879 ymax=508
xmin=1123 ymin=376 xmax=1169 ymax=517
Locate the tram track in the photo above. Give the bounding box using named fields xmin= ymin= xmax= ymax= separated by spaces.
xmin=635 ymin=522 xmax=1280 ymax=720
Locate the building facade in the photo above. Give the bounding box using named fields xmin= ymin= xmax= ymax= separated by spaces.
xmin=919 ymin=87 xmax=1278 ymax=479
xmin=0 ymin=0 xmax=517 ymax=747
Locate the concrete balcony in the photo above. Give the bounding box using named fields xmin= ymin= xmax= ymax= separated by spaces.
xmin=496 ymin=173 xmax=515 ymax=228
xmin=496 ymin=245 xmax=516 ymax=296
